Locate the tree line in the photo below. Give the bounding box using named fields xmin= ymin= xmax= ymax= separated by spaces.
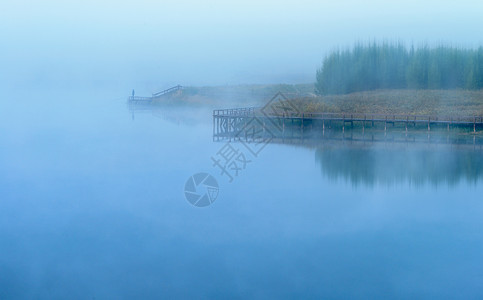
xmin=315 ymin=42 xmax=483 ymax=95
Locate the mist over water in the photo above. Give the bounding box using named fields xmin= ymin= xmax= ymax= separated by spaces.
xmin=3 ymin=0 xmax=483 ymax=92
xmin=2 ymin=0 xmax=483 ymax=298
xmin=0 ymin=87 xmax=483 ymax=298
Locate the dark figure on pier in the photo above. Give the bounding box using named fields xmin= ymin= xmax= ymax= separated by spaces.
xmin=132 ymin=89 xmax=135 ymax=97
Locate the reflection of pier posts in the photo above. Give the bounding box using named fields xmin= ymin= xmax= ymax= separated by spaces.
xmin=282 ymin=113 xmax=285 ymax=135
xmin=301 ymin=113 xmax=304 ymax=135
xmin=301 ymin=114 xmax=304 ymax=141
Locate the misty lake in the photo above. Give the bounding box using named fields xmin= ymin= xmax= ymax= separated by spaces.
xmin=1 ymin=89 xmax=483 ymax=299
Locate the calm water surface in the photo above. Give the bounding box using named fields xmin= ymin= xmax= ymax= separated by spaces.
xmin=1 ymin=90 xmax=483 ymax=299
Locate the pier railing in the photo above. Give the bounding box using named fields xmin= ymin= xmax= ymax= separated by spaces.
xmin=213 ymin=107 xmax=256 ymax=116
xmin=127 ymin=85 xmax=184 ymax=102
xmin=128 ymin=96 xmax=153 ymax=102
xmin=152 ymin=85 xmax=183 ymax=98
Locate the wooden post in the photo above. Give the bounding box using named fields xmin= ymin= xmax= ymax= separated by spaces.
xmin=343 ymin=114 xmax=345 ymax=133
xmin=300 ymin=114 xmax=305 ymax=133
xmin=474 ymin=117 xmax=476 ymax=133
xmin=218 ymin=117 xmax=221 ymax=135
xmin=282 ymin=113 xmax=285 ymax=135
xmin=229 ymin=118 xmax=232 ymax=142
xmin=245 ymin=117 xmax=248 ymax=142
xmin=263 ymin=119 xmax=266 ymax=137
xmin=428 ymin=117 xmax=430 ymax=132
xmin=301 ymin=113 xmax=304 ymax=135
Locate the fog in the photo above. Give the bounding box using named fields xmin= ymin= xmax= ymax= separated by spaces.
xmin=2 ymin=0 xmax=483 ymax=94
xmin=2 ymin=2 xmax=483 ymax=298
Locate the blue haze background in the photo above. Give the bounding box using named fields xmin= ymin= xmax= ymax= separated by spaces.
xmin=1 ymin=0 xmax=483 ymax=299
xmin=1 ymin=93 xmax=483 ymax=298
xmin=2 ymin=0 xmax=483 ymax=93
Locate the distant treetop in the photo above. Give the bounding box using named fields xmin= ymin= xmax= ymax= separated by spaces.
xmin=315 ymin=42 xmax=483 ymax=95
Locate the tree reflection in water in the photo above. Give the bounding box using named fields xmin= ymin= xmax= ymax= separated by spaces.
xmin=315 ymin=145 xmax=483 ymax=186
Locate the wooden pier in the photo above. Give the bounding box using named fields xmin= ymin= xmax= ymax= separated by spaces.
xmin=213 ymin=107 xmax=483 ymax=146
xmin=128 ymin=85 xmax=183 ymax=103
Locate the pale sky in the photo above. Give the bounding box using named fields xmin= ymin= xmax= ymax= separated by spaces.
xmin=1 ymin=0 xmax=483 ymax=92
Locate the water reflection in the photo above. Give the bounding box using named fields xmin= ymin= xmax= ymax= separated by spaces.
xmin=210 ymin=113 xmax=483 ymax=187
xmin=315 ymin=144 xmax=483 ymax=186
xmin=128 ymin=102 xmax=212 ymax=126
xmin=128 ymin=102 xmax=483 ymax=187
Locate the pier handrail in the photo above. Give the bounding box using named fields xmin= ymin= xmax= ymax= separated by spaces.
xmin=213 ymin=107 xmax=257 ymax=116
xmin=128 ymin=96 xmax=153 ymax=101
xmin=152 ymin=85 xmax=183 ymax=97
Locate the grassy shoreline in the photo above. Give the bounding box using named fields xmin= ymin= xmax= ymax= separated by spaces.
xmin=295 ymin=89 xmax=483 ymax=117
xmin=151 ymin=84 xmax=483 ymax=117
